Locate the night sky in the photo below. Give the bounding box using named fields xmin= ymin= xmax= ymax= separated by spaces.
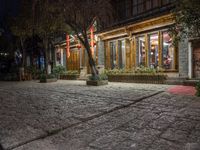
xmin=0 ymin=0 xmax=19 ymax=32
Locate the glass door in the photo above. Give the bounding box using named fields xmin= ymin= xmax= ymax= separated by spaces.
xmin=149 ymin=33 xmax=159 ymax=68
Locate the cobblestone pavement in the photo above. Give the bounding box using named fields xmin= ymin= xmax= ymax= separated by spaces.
xmin=0 ymin=81 xmax=200 ymax=150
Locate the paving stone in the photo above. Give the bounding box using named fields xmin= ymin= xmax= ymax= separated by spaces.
xmin=149 ymin=139 xmax=183 ymax=150
xmin=0 ymin=81 xmax=199 ymax=150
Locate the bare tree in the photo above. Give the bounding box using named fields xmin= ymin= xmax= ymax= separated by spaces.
xmin=57 ymin=0 xmax=113 ymax=78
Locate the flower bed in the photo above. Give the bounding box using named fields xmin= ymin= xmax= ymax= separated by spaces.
xmin=108 ymin=74 xmax=167 ymax=84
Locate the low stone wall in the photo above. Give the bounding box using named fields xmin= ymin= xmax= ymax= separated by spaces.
xmin=108 ymin=74 xmax=167 ymax=84
xmin=60 ymin=74 xmax=80 ymax=80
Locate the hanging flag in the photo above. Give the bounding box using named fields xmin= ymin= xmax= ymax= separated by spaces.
xmin=66 ymin=34 xmax=70 ymax=58
xmin=90 ymin=26 xmax=94 ymax=56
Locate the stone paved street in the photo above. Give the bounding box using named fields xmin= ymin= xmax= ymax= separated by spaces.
xmin=0 ymin=81 xmax=200 ymax=150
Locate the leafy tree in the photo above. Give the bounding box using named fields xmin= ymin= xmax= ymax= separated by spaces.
xmin=171 ymin=0 xmax=200 ymax=43
xmin=9 ymin=0 xmax=68 ymax=72
xmin=57 ymin=0 xmax=113 ymax=78
xmin=8 ymin=0 xmax=34 ymax=67
xmin=33 ymin=0 xmax=68 ymax=73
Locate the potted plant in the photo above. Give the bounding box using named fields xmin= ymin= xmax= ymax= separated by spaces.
xmin=86 ymin=73 xmax=108 ymax=86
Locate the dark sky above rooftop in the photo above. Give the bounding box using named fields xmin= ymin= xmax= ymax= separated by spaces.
xmin=0 ymin=0 xmax=19 ymax=30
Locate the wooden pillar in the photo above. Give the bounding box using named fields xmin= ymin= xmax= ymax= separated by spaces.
xmin=116 ymin=40 xmax=119 ymax=68
xmin=174 ymin=45 xmax=178 ymax=70
xmin=133 ymin=36 xmax=137 ymax=67
xmin=130 ymin=38 xmax=134 ymax=69
xmin=105 ymin=41 xmax=110 ymax=69
xmin=145 ymin=34 xmax=149 ymax=67
xmin=158 ymin=31 xmax=163 ymax=67
xmin=126 ymin=38 xmax=131 ymax=69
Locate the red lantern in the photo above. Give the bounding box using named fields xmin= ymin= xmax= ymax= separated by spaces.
xmin=76 ymin=44 xmax=81 ymax=49
xmin=66 ymin=34 xmax=70 ymax=58
xmin=90 ymin=26 xmax=94 ymax=55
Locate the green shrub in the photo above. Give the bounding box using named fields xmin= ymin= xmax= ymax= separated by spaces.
xmin=99 ymin=73 xmax=108 ymax=80
xmin=134 ymin=66 xmax=156 ymax=74
xmin=39 ymin=73 xmax=56 ymax=82
xmin=196 ymin=81 xmax=200 ymax=97
xmin=47 ymin=74 xmax=56 ymax=79
xmin=89 ymin=73 xmax=108 ymax=81
xmin=104 ymin=69 xmax=133 ymax=75
xmin=104 ymin=66 xmax=165 ymax=76
xmin=39 ymin=73 xmax=47 ymax=82
xmin=61 ymin=70 xmax=79 ymax=75
xmin=25 ymin=66 xmax=42 ymax=79
xmin=52 ymin=65 xmax=66 ymax=75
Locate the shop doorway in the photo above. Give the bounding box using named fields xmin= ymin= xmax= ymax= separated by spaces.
xmin=67 ymin=49 xmax=80 ymax=71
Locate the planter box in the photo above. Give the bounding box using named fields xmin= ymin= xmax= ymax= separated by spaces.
xmin=108 ymin=74 xmax=167 ymax=84
xmin=40 ymin=78 xmax=57 ymax=83
xmin=86 ymin=80 xmax=108 ymax=86
xmin=60 ymin=74 xmax=80 ymax=80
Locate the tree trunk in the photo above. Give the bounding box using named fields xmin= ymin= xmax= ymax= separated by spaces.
xmin=84 ymin=41 xmax=99 ymax=77
xmin=20 ymin=37 xmax=26 ymax=67
xmin=43 ymin=36 xmax=49 ymax=74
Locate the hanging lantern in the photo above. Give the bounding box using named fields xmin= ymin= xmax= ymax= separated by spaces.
xmin=66 ymin=34 xmax=70 ymax=58
xmin=90 ymin=26 xmax=94 ymax=55
xmin=76 ymin=44 xmax=81 ymax=49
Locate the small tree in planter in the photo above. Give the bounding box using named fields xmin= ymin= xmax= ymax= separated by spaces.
xmin=57 ymin=0 xmax=113 ymax=80
xmin=196 ymin=81 xmax=200 ymax=97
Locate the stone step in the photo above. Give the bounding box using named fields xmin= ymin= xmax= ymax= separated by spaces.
xmin=165 ymin=77 xmax=186 ymax=85
xmin=183 ymin=80 xmax=199 ymax=86
xmin=165 ymin=80 xmax=185 ymax=85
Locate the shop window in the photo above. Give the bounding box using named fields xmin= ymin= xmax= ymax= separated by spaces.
xmin=162 ymin=32 xmax=175 ymax=69
xmin=56 ymin=48 xmax=61 ymax=64
xmin=149 ymin=33 xmax=159 ymax=68
xmin=118 ymin=40 xmax=126 ymax=69
xmin=137 ymin=36 xmax=146 ymax=66
xmin=110 ymin=41 xmax=117 ymax=69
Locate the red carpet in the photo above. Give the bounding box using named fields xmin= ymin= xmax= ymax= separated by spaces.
xmin=167 ymin=85 xmax=196 ymax=96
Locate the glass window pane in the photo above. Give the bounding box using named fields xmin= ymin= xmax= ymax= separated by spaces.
xmin=137 ymin=36 xmax=146 ymax=66
xmin=162 ymin=32 xmax=175 ymax=69
xmin=149 ymin=34 xmax=159 ymax=68
xmin=110 ymin=41 xmax=117 ymax=69
xmin=118 ymin=40 xmax=126 ymax=69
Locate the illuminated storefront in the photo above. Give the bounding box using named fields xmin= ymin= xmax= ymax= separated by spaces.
xmin=99 ymin=13 xmax=178 ymax=73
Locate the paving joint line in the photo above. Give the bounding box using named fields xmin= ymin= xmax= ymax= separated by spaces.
xmin=7 ymin=91 xmax=164 ymax=150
